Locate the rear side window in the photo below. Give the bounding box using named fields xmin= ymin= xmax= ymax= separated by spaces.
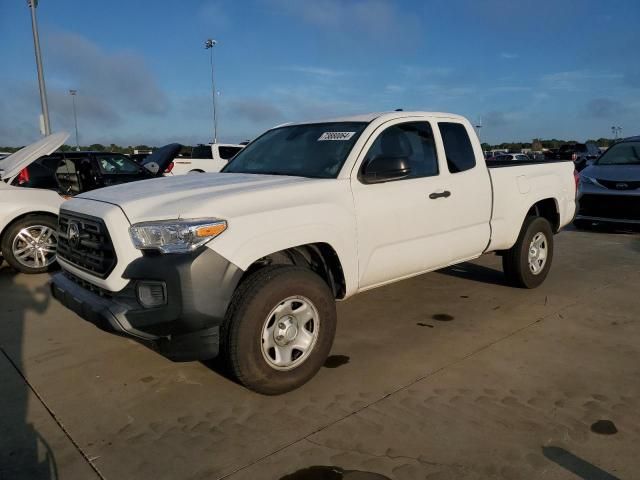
xmin=438 ymin=122 xmax=476 ymax=173
xmin=191 ymin=145 xmax=213 ymax=159
xmin=218 ymin=146 xmax=242 ymax=160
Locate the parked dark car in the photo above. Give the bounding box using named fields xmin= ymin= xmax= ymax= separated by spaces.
xmin=554 ymin=142 xmax=600 ymax=171
xmin=494 ymin=153 xmax=532 ymax=162
xmin=128 ymin=153 xmax=151 ymax=163
xmin=575 ymin=136 xmax=640 ymax=229
xmin=14 ymin=145 xmax=180 ymax=195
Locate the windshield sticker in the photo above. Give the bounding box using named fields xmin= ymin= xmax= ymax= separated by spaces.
xmin=318 ymin=132 xmax=356 ymax=141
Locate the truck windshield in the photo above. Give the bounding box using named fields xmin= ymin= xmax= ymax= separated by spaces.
xmin=222 ymin=122 xmax=367 ymax=178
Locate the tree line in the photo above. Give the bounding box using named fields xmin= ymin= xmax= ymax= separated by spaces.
xmin=481 ymin=138 xmax=614 ymax=152
xmin=2 ymin=137 xmax=617 ymax=155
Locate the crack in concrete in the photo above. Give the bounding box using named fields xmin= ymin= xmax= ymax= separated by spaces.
xmin=0 ymin=347 xmax=106 ymax=480
xmin=303 ymin=437 xmax=470 ymax=472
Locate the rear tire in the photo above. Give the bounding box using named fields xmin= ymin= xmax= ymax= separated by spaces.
xmin=1 ymin=215 xmax=58 ymax=274
xmin=503 ymin=216 xmax=554 ymax=289
xmin=221 ymin=265 xmax=337 ymax=395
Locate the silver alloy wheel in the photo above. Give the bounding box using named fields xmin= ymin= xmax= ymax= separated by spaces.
xmin=528 ymin=232 xmax=548 ymax=275
xmin=261 ymin=295 xmax=320 ymax=371
xmin=11 ymin=225 xmax=58 ymax=270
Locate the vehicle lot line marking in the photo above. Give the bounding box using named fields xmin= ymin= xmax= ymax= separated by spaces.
xmin=0 ymin=347 xmax=106 ymax=480
xmin=217 ymin=290 xmax=601 ymax=480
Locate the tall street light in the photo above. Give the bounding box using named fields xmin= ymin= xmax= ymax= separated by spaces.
xmin=205 ymin=39 xmax=219 ymax=144
xmin=27 ymin=0 xmax=51 ymax=136
xmin=69 ymin=90 xmax=79 ymax=150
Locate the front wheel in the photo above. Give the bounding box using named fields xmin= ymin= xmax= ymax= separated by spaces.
xmin=503 ymin=216 xmax=554 ymax=288
xmin=1 ymin=215 xmax=58 ymax=274
xmin=221 ymin=265 xmax=337 ymax=395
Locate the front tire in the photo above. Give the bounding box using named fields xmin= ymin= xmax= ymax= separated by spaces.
xmin=221 ymin=265 xmax=336 ymax=395
xmin=503 ymin=216 xmax=554 ymax=289
xmin=1 ymin=215 xmax=58 ymax=274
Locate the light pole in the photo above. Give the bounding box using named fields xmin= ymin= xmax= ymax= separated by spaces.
xmin=475 ymin=117 xmax=483 ymax=144
xmin=69 ymin=90 xmax=79 ymax=150
xmin=611 ymin=126 xmax=622 ymax=140
xmin=27 ymin=0 xmax=51 ymax=136
xmin=205 ymin=39 xmax=219 ymax=144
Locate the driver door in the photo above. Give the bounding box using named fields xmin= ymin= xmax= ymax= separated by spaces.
xmin=350 ymin=119 xmax=453 ymax=290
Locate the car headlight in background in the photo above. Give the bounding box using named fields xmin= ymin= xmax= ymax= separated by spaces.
xmin=580 ymin=175 xmax=598 ymax=186
xmin=129 ymin=218 xmax=227 ymax=253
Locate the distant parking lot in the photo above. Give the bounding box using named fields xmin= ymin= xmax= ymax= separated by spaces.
xmin=1 ymin=228 xmax=639 ymax=480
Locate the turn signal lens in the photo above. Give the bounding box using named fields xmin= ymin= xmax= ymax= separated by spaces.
xmin=196 ymin=224 xmax=226 ymax=237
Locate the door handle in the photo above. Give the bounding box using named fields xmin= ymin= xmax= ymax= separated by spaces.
xmin=429 ymin=190 xmax=451 ymax=199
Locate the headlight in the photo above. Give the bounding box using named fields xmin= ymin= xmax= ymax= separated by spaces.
xmin=129 ymin=218 xmax=227 ymax=253
xmin=580 ymin=175 xmax=597 ymax=186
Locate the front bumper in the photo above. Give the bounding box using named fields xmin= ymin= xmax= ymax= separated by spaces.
xmin=51 ymin=247 xmax=243 ymax=361
xmin=576 ymin=187 xmax=640 ymax=225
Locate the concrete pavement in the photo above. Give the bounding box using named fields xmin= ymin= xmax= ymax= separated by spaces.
xmin=1 ymin=229 xmax=639 ymax=479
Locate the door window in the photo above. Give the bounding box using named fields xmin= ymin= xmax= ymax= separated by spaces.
xmin=438 ymin=122 xmax=476 ymax=173
xmin=362 ymin=122 xmax=439 ymax=180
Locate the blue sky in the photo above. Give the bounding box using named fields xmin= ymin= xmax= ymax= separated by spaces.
xmin=1 ymin=0 xmax=639 ymax=147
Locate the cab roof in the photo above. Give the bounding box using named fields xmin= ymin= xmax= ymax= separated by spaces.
xmin=276 ymin=111 xmax=467 ymax=128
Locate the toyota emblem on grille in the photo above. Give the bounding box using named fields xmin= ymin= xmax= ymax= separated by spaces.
xmin=68 ymin=222 xmax=80 ymax=248
xmin=615 ymin=182 xmax=628 ymax=189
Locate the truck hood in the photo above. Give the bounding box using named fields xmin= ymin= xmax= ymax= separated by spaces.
xmin=76 ymin=172 xmax=328 ymax=223
xmin=0 ymin=132 xmax=69 ymax=180
xmin=582 ymin=164 xmax=640 ymax=181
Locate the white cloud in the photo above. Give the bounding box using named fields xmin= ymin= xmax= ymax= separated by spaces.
xmin=267 ymin=0 xmax=419 ymax=42
xmin=500 ymin=52 xmax=519 ymax=60
xmin=540 ymin=70 xmax=623 ymax=91
xmin=283 ymin=66 xmax=346 ymax=78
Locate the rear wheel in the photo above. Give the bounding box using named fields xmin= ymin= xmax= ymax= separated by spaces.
xmin=503 ymin=216 xmax=554 ymax=288
xmin=221 ymin=265 xmax=336 ymax=395
xmin=1 ymin=215 xmax=58 ymax=274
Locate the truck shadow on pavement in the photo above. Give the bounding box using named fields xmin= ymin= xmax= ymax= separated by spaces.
xmin=0 ymin=266 xmax=58 ymax=480
xmin=437 ymin=261 xmax=509 ymax=287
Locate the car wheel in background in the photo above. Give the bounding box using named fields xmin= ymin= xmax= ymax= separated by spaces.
xmin=573 ymin=219 xmax=593 ymax=230
xmin=1 ymin=215 xmax=58 ymax=274
xmin=221 ymin=265 xmax=337 ymax=395
xmin=503 ymin=216 xmax=554 ymax=289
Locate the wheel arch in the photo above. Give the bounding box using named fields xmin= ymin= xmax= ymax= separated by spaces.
xmin=0 ymin=210 xmax=59 ymax=244
xmin=526 ymin=197 xmax=560 ymax=232
xmin=240 ymin=242 xmax=347 ymax=299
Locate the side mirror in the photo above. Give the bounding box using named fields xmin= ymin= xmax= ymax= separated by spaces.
xmin=361 ymin=155 xmax=411 ymax=184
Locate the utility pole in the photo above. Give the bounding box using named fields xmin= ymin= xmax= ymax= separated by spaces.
xmin=205 ymin=39 xmax=219 ymax=144
xmin=69 ymin=90 xmax=80 ymax=150
xmin=27 ymin=0 xmax=51 ymax=135
xmin=475 ymin=117 xmax=483 ymax=144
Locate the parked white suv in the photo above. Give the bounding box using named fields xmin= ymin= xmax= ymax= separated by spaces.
xmin=170 ymin=143 xmax=244 ymax=175
xmin=51 ymin=111 xmax=576 ymax=394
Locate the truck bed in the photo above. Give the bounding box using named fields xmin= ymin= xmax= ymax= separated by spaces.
xmin=486 ymin=158 xmax=573 ymax=168
xmin=486 ymin=159 xmax=577 ymax=252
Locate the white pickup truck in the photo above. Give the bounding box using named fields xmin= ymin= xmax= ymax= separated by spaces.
xmin=169 ymin=143 xmax=244 ymax=175
xmin=51 ymin=111 xmax=577 ymax=394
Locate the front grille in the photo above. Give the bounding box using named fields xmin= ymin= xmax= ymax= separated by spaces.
xmin=57 ymin=210 xmax=117 ymax=278
xmin=63 ymin=270 xmax=113 ymax=297
xmin=579 ymin=194 xmax=640 ymax=220
xmin=596 ymin=179 xmax=640 ymax=191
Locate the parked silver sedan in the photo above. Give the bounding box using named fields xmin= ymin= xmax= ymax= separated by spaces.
xmin=575 ymin=136 xmax=640 ymax=228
